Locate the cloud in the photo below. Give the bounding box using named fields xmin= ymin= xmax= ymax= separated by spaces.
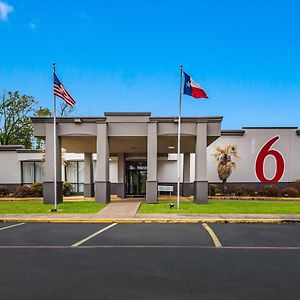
xmin=0 ymin=1 xmax=13 ymax=21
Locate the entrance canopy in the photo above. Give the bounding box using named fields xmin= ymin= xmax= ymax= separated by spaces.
xmin=31 ymin=112 xmax=223 ymax=204
xmin=32 ymin=112 xmax=222 ymax=154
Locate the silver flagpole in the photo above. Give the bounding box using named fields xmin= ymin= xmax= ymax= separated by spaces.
xmin=52 ymin=62 xmax=57 ymax=212
xmin=177 ymin=65 xmax=183 ymax=210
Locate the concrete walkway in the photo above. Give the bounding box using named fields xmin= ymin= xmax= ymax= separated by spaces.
xmin=91 ymin=200 xmax=141 ymax=219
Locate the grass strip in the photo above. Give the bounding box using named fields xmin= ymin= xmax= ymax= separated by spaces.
xmin=139 ymin=201 xmax=300 ymax=214
xmin=0 ymin=201 xmax=105 ymax=214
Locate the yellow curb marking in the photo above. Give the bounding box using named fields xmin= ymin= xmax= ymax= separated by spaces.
xmin=0 ymin=218 xmax=299 ymax=224
xmin=71 ymin=223 xmax=118 ymax=247
xmin=0 ymin=223 xmax=25 ymax=231
xmin=202 ymin=223 xmax=222 ymax=248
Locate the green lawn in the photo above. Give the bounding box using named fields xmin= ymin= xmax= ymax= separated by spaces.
xmin=139 ymin=201 xmax=300 ymax=214
xmin=0 ymin=201 xmax=106 ymax=214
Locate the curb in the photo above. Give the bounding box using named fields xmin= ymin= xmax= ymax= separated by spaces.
xmin=1 ymin=218 xmax=300 ymax=224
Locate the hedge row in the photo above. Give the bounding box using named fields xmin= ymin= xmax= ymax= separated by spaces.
xmin=209 ymin=181 xmax=300 ymax=198
xmin=0 ymin=182 xmax=73 ymax=198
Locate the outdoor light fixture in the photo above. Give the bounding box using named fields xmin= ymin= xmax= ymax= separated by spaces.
xmin=74 ymin=118 xmax=82 ymax=123
xmin=168 ymin=146 xmax=175 ymax=150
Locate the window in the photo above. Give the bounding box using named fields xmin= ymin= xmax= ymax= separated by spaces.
xmin=21 ymin=161 xmax=44 ymax=184
xmin=35 ymin=162 xmax=43 ymax=183
xmin=65 ymin=161 xmax=84 ymax=193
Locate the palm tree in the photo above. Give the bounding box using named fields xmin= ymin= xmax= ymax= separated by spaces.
xmin=213 ymin=145 xmax=239 ymax=193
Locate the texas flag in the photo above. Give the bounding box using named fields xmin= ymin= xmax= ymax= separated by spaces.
xmin=183 ymin=72 xmax=208 ymax=99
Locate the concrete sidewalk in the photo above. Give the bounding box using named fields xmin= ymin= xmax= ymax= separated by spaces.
xmin=91 ymin=201 xmax=141 ymax=219
xmin=0 ymin=213 xmax=300 ymax=223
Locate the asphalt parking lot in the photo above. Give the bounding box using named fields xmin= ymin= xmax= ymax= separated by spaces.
xmin=0 ymin=222 xmax=300 ymax=299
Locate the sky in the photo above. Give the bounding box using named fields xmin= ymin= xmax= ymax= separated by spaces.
xmin=0 ymin=0 xmax=300 ymax=129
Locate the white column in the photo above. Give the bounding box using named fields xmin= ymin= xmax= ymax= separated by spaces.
xmin=194 ymin=123 xmax=208 ymax=203
xmin=146 ymin=122 xmax=158 ymax=203
xmin=95 ymin=122 xmax=110 ymax=203
xmin=43 ymin=122 xmax=62 ymax=204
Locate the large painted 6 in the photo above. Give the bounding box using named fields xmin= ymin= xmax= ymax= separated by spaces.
xmin=255 ymin=136 xmax=285 ymax=182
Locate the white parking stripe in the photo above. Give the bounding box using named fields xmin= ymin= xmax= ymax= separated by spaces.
xmin=71 ymin=223 xmax=118 ymax=247
xmin=0 ymin=223 xmax=25 ymax=232
xmin=202 ymin=223 xmax=222 ymax=248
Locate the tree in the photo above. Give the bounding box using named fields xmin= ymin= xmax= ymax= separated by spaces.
xmin=0 ymin=91 xmax=37 ymax=148
xmin=57 ymin=102 xmax=75 ymax=117
xmin=35 ymin=106 xmax=52 ymax=117
xmin=213 ymin=145 xmax=239 ymax=193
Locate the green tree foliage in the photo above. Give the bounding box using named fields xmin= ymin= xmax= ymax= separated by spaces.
xmin=0 ymin=91 xmax=76 ymax=149
xmin=35 ymin=106 xmax=52 ymax=117
xmin=0 ymin=91 xmax=37 ymax=148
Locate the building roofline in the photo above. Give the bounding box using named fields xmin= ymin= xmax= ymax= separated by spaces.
xmin=31 ymin=115 xmax=223 ymax=123
xmin=242 ymin=126 xmax=298 ymax=129
xmin=17 ymin=149 xmax=44 ymax=154
xmin=0 ymin=145 xmax=25 ymax=151
xmin=104 ymin=112 xmax=151 ymax=116
xmin=31 ymin=116 xmax=105 ymax=123
xmin=221 ymin=130 xmax=245 ymax=136
xmin=150 ymin=116 xmax=223 ymax=123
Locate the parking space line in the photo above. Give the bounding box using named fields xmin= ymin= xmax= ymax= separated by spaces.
xmin=202 ymin=223 xmax=222 ymax=248
xmin=70 ymin=223 xmax=118 ymax=247
xmin=0 ymin=223 xmax=25 ymax=232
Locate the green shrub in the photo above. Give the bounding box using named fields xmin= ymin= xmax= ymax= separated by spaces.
xmin=282 ymin=187 xmax=299 ymax=197
xmin=223 ymin=185 xmax=234 ymax=195
xmin=12 ymin=185 xmax=34 ymax=198
xmin=31 ymin=183 xmax=43 ymax=197
xmin=235 ymin=185 xmax=256 ymax=196
xmin=0 ymin=186 xmax=9 ymax=197
xmin=63 ymin=181 xmax=73 ymax=196
xmin=292 ymin=180 xmax=300 ymax=193
xmin=209 ymin=184 xmax=221 ymax=196
xmin=258 ymin=185 xmax=280 ymax=197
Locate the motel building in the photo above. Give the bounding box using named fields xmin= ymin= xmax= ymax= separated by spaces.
xmin=0 ymin=112 xmax=300 ymax=204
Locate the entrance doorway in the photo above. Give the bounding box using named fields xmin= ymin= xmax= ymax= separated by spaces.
xmin=126 ymin=161 xmax=147 ymax=197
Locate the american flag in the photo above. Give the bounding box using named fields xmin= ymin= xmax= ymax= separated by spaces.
xmin=53 ymin=73 xmax=76 ymax=106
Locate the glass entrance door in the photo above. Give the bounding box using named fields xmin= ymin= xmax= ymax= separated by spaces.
xmin=126 ymin=161 xmax=147 ymax=197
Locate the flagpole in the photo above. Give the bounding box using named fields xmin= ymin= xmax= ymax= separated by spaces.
xmin=52 ymin=62 xmax=57 ymax=212
xmin=177 ymin=65 xmax=183 ymax=210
